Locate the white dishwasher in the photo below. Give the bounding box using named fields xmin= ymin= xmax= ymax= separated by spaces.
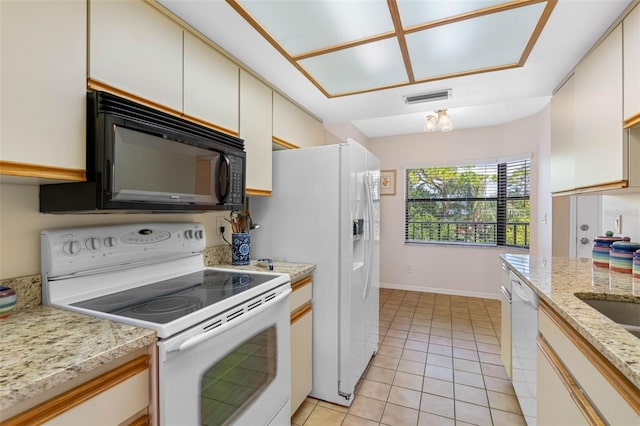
xmin=510 ymin=271 xmax=538 ymax=426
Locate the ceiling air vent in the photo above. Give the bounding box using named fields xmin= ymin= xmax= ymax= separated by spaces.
xmin=404 ymin=89 xmax=452 ymax=105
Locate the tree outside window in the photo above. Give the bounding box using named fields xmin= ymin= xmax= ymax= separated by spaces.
xmin=405 ymin=159 xmax=530 ymax=248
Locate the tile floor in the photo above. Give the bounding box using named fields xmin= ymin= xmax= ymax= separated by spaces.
xmin=291 ymin=288 xmax=526 ymax=426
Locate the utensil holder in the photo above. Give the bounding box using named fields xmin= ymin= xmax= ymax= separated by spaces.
xmin=231 ymin=233 xmax=250 ymax=265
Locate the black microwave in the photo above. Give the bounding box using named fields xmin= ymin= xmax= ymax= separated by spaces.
xmin=40 ymin=91 xmax=246 ymax=213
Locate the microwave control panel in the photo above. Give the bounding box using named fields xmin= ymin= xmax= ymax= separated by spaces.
xmin=228 ymin=155 xmax=244 ymax=206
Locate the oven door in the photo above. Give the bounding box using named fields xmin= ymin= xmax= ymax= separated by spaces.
xmin=158 ymin=288 xmax=291 ymax=426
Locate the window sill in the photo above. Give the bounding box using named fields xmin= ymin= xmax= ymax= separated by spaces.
xmin=404 ymin=240 xmax=530 ymax=250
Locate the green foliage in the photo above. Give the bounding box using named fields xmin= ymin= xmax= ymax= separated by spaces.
xmin=405 ymin=162 xmax=530 ymax=247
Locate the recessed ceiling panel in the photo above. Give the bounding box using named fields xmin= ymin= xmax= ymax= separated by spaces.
xmin=407 ymin=2 xmax=546 ymax=80
xmin=298 ymin=38 xmax=408 ymax=95
xmin=236 ymin=0 xmax=394 ymax=56
xmin=228 ymin=0 xmax=556 ymax=97
xmin=397 ymin=0 xmax=511 ymax=27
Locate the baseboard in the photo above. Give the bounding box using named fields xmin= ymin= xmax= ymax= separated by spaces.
xmin=380 ymin=282 xmax=500 ymax=301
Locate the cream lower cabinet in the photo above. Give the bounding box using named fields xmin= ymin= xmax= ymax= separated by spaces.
xmin=0 ymin=0 xmax=86 ymax=180
xmin=3 ymin=351 xmax=152 ymax=426
xmin=290 ymin=276 xmax=313 ymax=416
xmin=537 ymin=301 xmax=640 ymax=425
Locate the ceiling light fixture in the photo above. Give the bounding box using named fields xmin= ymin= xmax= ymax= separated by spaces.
xmin=424 ymin=110 xmax=453 ymax=132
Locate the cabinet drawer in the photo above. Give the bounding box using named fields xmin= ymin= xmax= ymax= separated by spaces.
xmin=3 ymin=355 xmax=149 ymax=426
xmin=539 ymin=302 xmax=639 ymax=424
xmin=290 ymin=277 xmax=312 ymax=313
xmin=45 ymin=369 xmax=149 ymax=426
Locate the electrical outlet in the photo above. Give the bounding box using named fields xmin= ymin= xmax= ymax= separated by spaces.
xmin=406 ymin=265 xmax=413 ymax=274
xmin=216 ymin=217 xmax=227 ymax=237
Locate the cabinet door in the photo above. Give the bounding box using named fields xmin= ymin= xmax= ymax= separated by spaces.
xmin=89 ymin=0 xmax=183 ymax=112
xmin=0 ymin=0 xmax=86 ymax=175
xmin=624 ymin=4 xmax=640 ymax=125
xmin=573 ymin=25 xmax=624 ymax=188
xmin=550 ymin=75 xmax=576 ymax=193
xmin=183 ymin=32 xmax=239 ymax=135
xmin=240 ymin=70 xmax=272 ymax=194
xmin=536 ymin=345 xmax=589 ymax=426
xmin=290 ymin=308 xmax=312 ymax=415
xmin=273 ymin=93 xmax=324 ymax=148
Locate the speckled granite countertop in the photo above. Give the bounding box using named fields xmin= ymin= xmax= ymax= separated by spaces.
xmin=208 ymin=260 xmax=316 ymax=284
xmin=501 ymin=254 xmax=640 ymax=390
xmin=0 ymin=306 xmax=156 ymax=412
xmin=0 ymin=256 xmax=312 ymax=414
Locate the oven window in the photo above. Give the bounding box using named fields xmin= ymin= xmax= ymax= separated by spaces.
xmin=200 ymin=326 xmax=277 ymax=426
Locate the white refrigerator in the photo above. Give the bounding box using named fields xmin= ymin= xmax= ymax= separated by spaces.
xmin=250 ymin=139 xmax=380 ymax=406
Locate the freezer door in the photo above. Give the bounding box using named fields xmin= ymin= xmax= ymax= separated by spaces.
xmin=338 ymin=140 xmax=380 ymax=400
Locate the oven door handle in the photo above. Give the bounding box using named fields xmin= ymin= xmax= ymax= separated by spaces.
xmin=170 ymin=288 xmax=292 ymax=353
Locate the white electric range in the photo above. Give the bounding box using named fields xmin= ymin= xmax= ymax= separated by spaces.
xmin=41 ymin=222 xmax=291 ymax=426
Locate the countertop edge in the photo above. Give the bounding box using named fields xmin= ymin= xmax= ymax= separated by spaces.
xmin=0 ymin=306 xmax=156 ymax=411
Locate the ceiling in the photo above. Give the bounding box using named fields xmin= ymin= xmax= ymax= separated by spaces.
xmin=158 ymin=0 xmax=634 ymax=138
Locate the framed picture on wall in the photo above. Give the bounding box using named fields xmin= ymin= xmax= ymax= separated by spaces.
xmin=380 ymin=170 xmax=396 ymax=195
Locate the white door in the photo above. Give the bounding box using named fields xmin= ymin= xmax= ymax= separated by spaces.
xmin=573 ymin=195 xmax=601 ymax=258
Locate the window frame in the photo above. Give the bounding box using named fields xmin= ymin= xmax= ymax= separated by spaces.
xmin=404 ymin=158 xmax=530 ymax=249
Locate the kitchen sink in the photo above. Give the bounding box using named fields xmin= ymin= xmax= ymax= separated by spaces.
xmin=575 ymin=295 xmax=640 ymax=339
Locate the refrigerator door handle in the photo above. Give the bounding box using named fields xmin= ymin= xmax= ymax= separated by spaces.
xmin=362 ymin=173 xmax=375 ymax=300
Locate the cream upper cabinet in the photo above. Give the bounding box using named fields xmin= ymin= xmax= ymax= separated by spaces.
xmin=573 ymin=24 xmax=624 ymax=189
xmin=183 ymin=32 xmax=239 ymax=135
xmin=550 ymin=24 xmax=635 ymax=195
xmin=624 ymin=4 xmax=640 ymax=126
xmin=550 ymin=75 xmax=576 ymax=193
xmin=89 ymin=0 xmax=183 ymax=112
xmin=0 ymin=0 xmax=86 ymax=179
xmin=240 ymin=70 xmax=272 ymax=195
xmin=273 ymin=93 xmax=323 ymax=148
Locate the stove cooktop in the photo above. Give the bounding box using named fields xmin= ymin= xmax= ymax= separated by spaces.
xmin=72 ymin=269 xmax=276 ymax=325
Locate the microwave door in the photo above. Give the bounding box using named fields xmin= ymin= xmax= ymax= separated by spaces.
xmin=111 ymin=125 xmax=220 ymax=205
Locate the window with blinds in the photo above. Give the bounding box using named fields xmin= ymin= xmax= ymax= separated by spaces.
xmin=405 ymin=159 xmax=530 ymax=248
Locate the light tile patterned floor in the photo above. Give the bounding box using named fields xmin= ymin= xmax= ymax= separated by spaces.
xmin=292 ymin=289 xmax=526 ymax=426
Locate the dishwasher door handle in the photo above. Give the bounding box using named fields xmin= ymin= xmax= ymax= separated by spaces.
xmin=500 ymin=285 xmax=512 ymax=303
xmin=511 ymin=279 xmax=538 ymax=308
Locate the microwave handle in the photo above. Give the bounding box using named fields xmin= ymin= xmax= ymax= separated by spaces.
xmin=217 ymin=153 xmax=231 ymax=203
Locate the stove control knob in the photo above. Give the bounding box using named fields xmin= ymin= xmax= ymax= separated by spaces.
xmin=63 ymin=240 xmax=81 ymax=255
xmin=184 ymin=230 xmax=193 ymax=239
xmin=85 ymin=237 xmax=101 ymax=251
xmin=195 ymin=230 xmax=204 ymax=240
xmin=104 ymin=237 xmax=117 ymax=248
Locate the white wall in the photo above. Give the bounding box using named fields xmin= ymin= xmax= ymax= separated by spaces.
xmin=601 ymin=192 xmax=640 ymax=241
xmin=368 ymin=108 xmax=552 ymax=299
xmin=0 ymin=183 xmax=230 ymax=279
xmin=323 ymin=122 xmax=370 ymax=148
